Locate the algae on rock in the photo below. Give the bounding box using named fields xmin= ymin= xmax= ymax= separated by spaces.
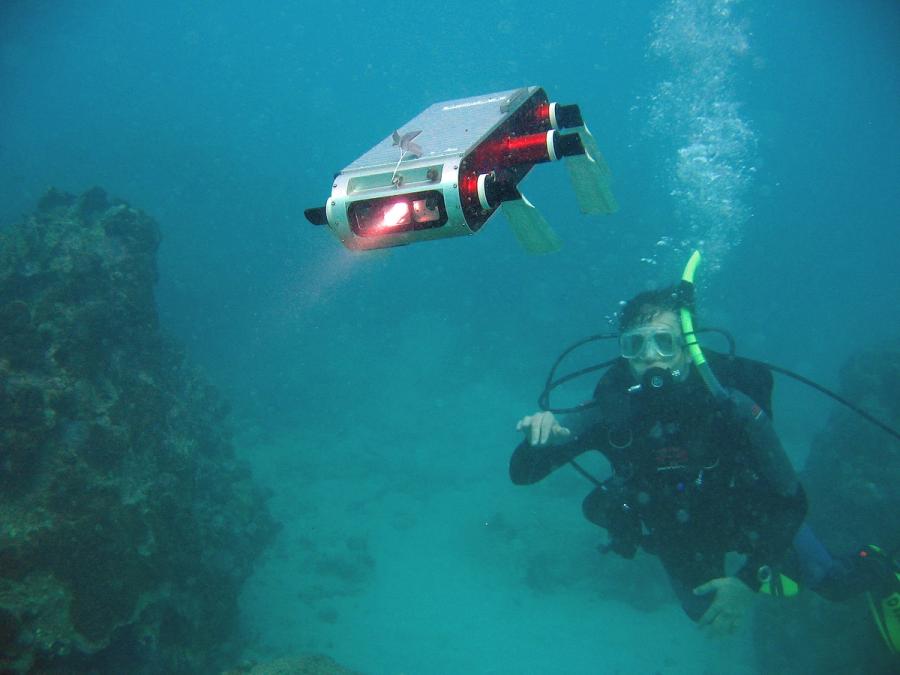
xmin=0 ymin=188 xmax=278 ymax=673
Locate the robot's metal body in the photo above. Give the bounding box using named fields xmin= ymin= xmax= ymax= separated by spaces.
xmin=305 ymin=86 xmax=617 ymax=252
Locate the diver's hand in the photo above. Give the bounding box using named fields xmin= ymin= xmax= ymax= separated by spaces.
xmin=693 ymin=577 xmax=755 ymax=636
xmin=516 ymin=411 xmax=571 ymax=446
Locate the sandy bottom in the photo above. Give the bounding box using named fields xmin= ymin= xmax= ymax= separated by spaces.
xmin=238 ymin=426 xmax=756 ymax=675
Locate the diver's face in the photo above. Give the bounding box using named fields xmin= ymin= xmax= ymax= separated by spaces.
xmin=622 ymin=310 xmax=689 ymax=381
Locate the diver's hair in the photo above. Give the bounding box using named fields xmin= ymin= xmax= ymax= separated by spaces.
xmin=618 ymin=283 xmax=693 ymax=331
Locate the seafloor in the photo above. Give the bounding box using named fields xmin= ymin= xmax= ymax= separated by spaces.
xmin=1 ymin=188 xmax=896 ymax=674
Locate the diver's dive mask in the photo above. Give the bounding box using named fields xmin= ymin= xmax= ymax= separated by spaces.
xmin=619 ymin=327 xmax=682 ymax=360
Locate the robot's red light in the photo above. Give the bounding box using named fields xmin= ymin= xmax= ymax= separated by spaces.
xmin=382 ymin=201 xmax=411 ymax=228
xmin=505 ymin=133 xmax=550 ymax=160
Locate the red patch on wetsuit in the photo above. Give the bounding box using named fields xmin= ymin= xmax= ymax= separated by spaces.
xmin=655 ymin=446 xmax=689 ymax=469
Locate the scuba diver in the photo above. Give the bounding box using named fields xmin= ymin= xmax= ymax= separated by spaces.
xmin=509 ymin=252 xmax=899 ymax=646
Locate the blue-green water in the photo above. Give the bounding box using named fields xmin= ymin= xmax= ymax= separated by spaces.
xmin=2 ymin=1 xmax=898 ymax=673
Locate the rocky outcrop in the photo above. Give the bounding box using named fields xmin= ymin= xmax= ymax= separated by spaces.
xmin=803 ymin=340 xmax=900 ymax=552
xmin=753 ymin=340 xmax=900 ymax=674
xmin=0 ymin=188 xmax=278 ymax=673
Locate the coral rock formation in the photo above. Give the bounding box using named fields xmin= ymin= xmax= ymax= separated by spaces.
xmin=0 ymin=188 xmax=278 ymax=673
xmin=753 ymin=340 xmax=900 ymax=674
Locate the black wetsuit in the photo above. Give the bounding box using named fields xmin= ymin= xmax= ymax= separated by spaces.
xmin=510 ymin=357 xmax=808 ymax=619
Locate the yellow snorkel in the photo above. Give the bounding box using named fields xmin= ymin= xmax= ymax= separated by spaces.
xmin=680 ymin=250 xmax=727 ymax=399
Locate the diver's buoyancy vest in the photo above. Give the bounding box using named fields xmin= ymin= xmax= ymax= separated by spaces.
xmin=588 ymin=353 xmax=775 ymax=545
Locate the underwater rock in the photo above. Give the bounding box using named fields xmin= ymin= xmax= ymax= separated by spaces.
xmin=803 ymin=339 xmax=900 ymax=552
xmin=752 ymin=339 xmax=900 ymax=674
xmin=0 ymin=188 xmax=279 ymax=673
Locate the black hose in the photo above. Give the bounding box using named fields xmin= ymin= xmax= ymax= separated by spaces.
xmin=568 ymin=459 xmax=603 ymax=487
xmin=539 ymin=328 xmax=735 ymax=414
xmin=755 ymin=360 xmax=900 ymax=443
xmin=537 ymin=329 xmax=900 ymax=443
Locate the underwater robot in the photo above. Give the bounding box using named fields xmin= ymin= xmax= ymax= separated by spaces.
xmin=304 ymin=86 xmax=618 ymax=253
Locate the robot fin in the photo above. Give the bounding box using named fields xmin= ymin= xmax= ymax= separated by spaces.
xmin=501 ymin=192 xmax=561 ymax=254
xmin=564 ymin=125 xmax=618 ymax=215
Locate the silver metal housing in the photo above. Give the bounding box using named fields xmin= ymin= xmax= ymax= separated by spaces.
xmin=326 ymin=87 xmax=539 ymax=250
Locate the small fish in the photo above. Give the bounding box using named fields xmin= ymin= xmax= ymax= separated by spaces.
xmin=391 ymin=129 xmax=423 ymax=157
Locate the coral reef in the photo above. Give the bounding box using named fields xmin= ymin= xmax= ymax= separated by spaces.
xmin=753 ymin=340 xmax=900 ymax=674
xmin=0 ymin=188 xmax=278 ymax=673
